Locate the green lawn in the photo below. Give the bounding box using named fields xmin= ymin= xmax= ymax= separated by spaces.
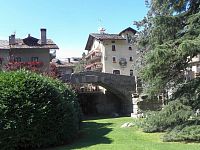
xmin=47 ymin=117 xmax=200 ymax=150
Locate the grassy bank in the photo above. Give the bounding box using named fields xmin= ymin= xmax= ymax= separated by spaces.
xmin=47 ymin=117 xmax=200 ymax=150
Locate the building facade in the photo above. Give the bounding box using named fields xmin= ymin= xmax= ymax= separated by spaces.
xmin=85 ymin=27 xmax=138 ymax=76
xmin=0 ymin=29 xmax=59 ymax=72
xmin=51 ymin=58 xmax=75 ymax=77
xmin=189 ymin=55 xmax=200 ymax=78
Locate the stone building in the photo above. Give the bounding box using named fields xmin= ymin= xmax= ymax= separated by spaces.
xmin=188 ymin=55 xmax=200 ymax=79
xmin=0 ymin=29 xmax=59 ymax=72
xmin=79 ymin=27 xmax=139 ymax=115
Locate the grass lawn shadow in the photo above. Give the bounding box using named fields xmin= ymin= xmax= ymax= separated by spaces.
xmin=47 ymin=121 xmax=113 ymax=150
xmin=83 ymin=115 xmax=129 ymax=121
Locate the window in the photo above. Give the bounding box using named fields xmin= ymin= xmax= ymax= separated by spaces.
xmin=113 ymin=70 xmax=120 ymax=75
xmin=130 ymin=57 xmax=133 ymax=61
xmin=129 ymin=46 xmax=132 ymax=50
xmin=0 ymin=57 xmax=3 ymax=65
xmin=112 ymin=45 xmax=116 ymax=51
xmin=31 ymin=57 xmax=39 ymax=62
xmin=14 ymin=57 xmax=21 ymax=62
xmin=130 ymin=70 xmax=133 ymax=76
xmin=112 ymin=57 xmax=116 ymax=63
xmin=127 ymin=34 xmax=131 ymax=43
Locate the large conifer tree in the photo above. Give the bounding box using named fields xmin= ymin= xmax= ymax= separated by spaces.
xmin=137 ymin=1 xmax=200 ymax=142
xmin=135 ymin=0 xmax=200 ymax=95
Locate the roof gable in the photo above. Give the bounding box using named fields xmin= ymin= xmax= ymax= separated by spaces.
xmin=85 ymin=33 xmax=125 ymax=50
xmin=23 ymin=35 xmax=39 ymax=46
xmin=119 ymin=27 xmax=137 ymax=35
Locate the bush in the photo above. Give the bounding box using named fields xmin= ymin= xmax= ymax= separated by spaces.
xmin=142 ymin=100 xmax=192 ymax=133
xmin=172 ymin=78 xmax=200 ymax=109
xmin=0 ymin=70 xmax=80 ymax=150
xmin=163 ymin=125 xmax=200 ymax=142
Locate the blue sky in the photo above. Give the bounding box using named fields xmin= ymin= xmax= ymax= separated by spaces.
xmin=0 ymin=0 xmax=148 ymax=59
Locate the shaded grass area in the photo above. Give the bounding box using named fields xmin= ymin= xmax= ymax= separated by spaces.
xmin=46 ymin=117 xmax=200 ymax=150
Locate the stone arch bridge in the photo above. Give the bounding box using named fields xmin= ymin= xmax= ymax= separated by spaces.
xmin=61 ymin=71 xmax=136 ymax=114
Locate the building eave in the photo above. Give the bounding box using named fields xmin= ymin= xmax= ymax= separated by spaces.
xmin=85 ymin=34 xmax=95 ymax=51
xmin=119 ymin=27 xmax=137 ymax=35
xmin=85 ymin=33 xmax=126 ymax=51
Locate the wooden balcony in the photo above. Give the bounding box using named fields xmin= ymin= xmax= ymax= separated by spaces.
xmin=85 ymin=52 xmax=102 ymax=64
xmin=85 ymin=62 xmax=103 ymax=72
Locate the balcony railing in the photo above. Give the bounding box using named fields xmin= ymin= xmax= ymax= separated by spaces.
xmin=87 ymin=55 xmax=102 ymax=64
xmin=85 ymin=51 xmax=102 ymax=60
xmin=85 ymin=62 xmax=103 ymax=71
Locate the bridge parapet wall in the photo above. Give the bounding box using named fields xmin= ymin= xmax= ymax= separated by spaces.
xmin=70 ymin=71 xmax=136 ymax=92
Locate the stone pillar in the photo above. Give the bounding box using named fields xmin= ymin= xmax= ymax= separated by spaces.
xmin=131 ymin=94 xmax=139 ymax=118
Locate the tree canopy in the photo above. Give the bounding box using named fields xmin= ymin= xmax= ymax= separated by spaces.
xmin=137 ymin=1 xmax=200 ymax=142
xmin=135 ymin=0 xmax=200 ymax=95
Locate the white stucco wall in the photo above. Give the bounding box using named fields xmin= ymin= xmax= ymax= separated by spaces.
xmin=101 ymin=33 xmax=138 ymax=76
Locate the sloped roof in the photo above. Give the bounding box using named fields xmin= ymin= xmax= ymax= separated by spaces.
xmin=90 ymin=33 xmax=125 ymax=40
xmin=85 ymin=27 xmax=137 ymax=50
xmin=85 ymin=33 xmax=125 ymax=50
xmin=0 ymin=40 xmax=9 ymax=49
xmin=10 ymin=38 xmax=59 ymax=49
xmin=0 ymin=36 xmax=59 ymax=50
xmin=119 ymin=27 xmax=137 ymax=35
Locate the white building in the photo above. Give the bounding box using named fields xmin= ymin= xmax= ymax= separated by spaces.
xmin=85 ymin=27 xmax=138 ymax=76
xmin=190 ymin=55 xmax=200 ymax=78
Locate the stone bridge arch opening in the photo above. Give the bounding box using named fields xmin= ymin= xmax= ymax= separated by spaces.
xmin=77 ymin=87 xmax=123 ymax=116
xmin=79 ymin=83 xmax=128 ymax=115
xmin=66 ymin=71 xmax=136 ymax=115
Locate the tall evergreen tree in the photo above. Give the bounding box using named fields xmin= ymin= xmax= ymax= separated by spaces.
xmin=137 ymin=1 xmax=200 ymax=142
xmin=135 ymin=0 xmax=200 ymax=95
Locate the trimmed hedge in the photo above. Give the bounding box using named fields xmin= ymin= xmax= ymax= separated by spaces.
xmin=0 ymin=70 xmax=80 ymax=150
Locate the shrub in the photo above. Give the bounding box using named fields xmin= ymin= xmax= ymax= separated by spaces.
xmin=163 ymin=125 xmax=200 ymax=142
xmin=0 ymin=70 xmax=80 ymax=150
xmin=142 ymin=100 xmax=192 ymax=133
xmin=172 ymin=78 xmax=200 ymax=109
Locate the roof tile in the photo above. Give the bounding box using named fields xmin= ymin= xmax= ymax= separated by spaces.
xmin=0 ymin=40 xmax=9 ymax=49
xmin=0 ymin=38 xmax=59 ymax=49
xmin=90 ymin=33 xmax=125 ymax=40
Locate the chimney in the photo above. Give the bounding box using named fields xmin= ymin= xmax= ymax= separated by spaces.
xmin=98 ymin=27 xmax=106 ymax=34
xmin=68 ymin=58 xmax=71 ymax=63
xmin=9 ymin=34 xmax=15 ymax=45
xmin=40 ymin=28 xmax=47 ymax=44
